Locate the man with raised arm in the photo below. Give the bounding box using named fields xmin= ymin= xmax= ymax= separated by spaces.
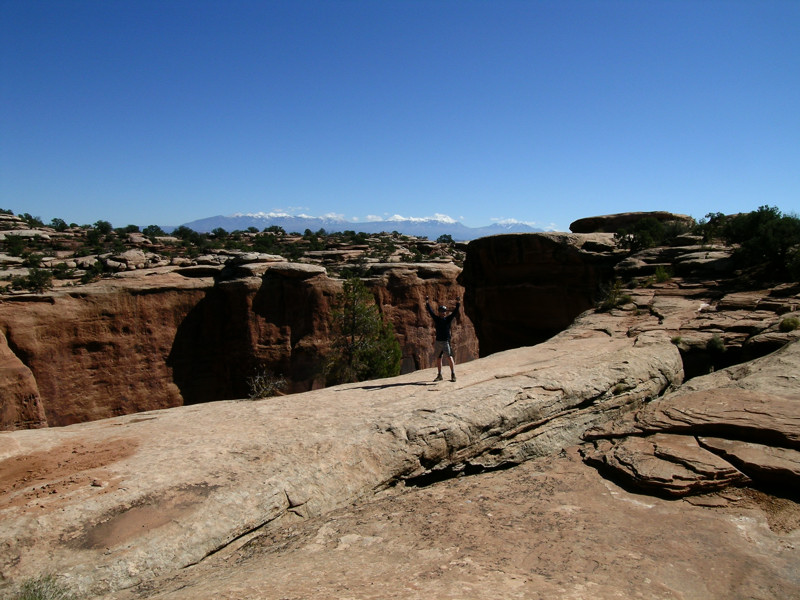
xmin=425 ymin=295 xmax=461 ymax=382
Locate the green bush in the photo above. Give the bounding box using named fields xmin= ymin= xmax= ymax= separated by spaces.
xmin=21 ymin=253 xmax=43 ymax=268
xmin=697 ymin=206 xmax=800 ymax=279
xmin=20 ymin=213 xmax=44 ymax=228
xmin=707 ymin=334 xmax=726 ymax=354
xmin=49 ymin=218 xmax=68 ymax=232
xmin=51 ymin=263 xmax=75 ymax=279
xmin=12 ymin=575 xmax=76 ymax=600
xmin=93 ymin=220 xmax=113 ymax=235
xmin=80 ymin=261 xmax=107 ymax=284
xmin=4 ymin=235 xmax=26 ymax=257
xmin=779 ymin=316 xmax=799 ymax=332
xmin=325 ymin=277 xmax=402 ymax=385
xmin=9 ymin=268 xmax=53 ymax=293
xmin=597 ymin=279 xmax=632 ymax=312
xmin=615 ymin=217 xmax=691 ymax=252
xmin=142 ymin=224 xmax=166 ymax=238
xmin=654 ymin=266 xmax=672 ymax=283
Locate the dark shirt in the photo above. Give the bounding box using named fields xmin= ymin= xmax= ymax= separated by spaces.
xmin=426 ymin=301 xmax=460 ymax=341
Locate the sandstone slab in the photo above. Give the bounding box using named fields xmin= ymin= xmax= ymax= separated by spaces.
xmin=102 ymin=449 xmax=799 ymax=600
xmin=0 ymin=324 xmax=682 ymax=596
xmin=583 ymin=340 xmax=800 ymax=496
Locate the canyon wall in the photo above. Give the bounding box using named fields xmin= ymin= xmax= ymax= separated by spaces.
xmin=0 ymin=262 xmax=477 ymax=429
xmin=0 ymin=274 xmax=210 ymax=428
xmin=459 ymin=232 xmax=620 ymax=355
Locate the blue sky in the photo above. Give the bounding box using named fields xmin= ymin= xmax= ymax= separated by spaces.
xmin=1 ymin=1 xmax=798 ymax=232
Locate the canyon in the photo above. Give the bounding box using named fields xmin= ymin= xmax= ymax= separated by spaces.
xmin=0 ymin=211 xmax=798 ymax=598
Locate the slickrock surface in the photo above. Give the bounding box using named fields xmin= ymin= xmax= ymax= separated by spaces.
xmin=105 ymin=449 xmax=800 ymax=600
xmin=1 ymin=318 xmax=684 ymax=597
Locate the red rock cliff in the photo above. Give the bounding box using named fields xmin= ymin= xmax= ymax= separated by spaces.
xmin=0 ymin=262 xmax=476 ymax=429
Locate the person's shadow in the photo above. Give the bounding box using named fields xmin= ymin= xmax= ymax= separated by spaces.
xmin=352 ymin=381 xmax=433 ymax=391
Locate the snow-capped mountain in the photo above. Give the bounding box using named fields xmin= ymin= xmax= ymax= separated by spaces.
xmin=177 ymin=214 xmax=542 ymax=241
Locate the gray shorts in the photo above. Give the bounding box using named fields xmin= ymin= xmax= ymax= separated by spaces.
xmin=434 ymin=340 xmax=453 ymax=358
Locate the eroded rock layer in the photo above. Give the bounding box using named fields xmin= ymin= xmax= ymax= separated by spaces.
xmin=0 ymin=262 xmax=477 ymax=429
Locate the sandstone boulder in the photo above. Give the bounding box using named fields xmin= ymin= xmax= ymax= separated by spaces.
xmin=570 ymin=211 xmax=694 ymax=234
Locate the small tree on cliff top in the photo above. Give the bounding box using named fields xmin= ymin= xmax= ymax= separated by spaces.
xmin=325 ymin=277 xmax=402 ymax=385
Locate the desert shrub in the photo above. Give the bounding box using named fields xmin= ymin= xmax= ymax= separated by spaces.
xmin=707 ymin=334 xmax=726 ymax=354
xmin=80 ymin=261 xmax=107 ymax=284
xmin=19 ymin=213 xmax=44 ymax=228
xmin=12 ymin=575 xmax=76 ymax=600
xmin=4 ymin=234 xmax=27 ymax=257
xmin=695 ymin=212 xmax=726 ymax=243
xmin=21 ymin=253 xmax=43 ymax=268
xmin=142 ymin=224 xmax=166 ymax=238
xmin=93 ymin=220 xmax=113 ymax=235
xmin=779 ymin=316 xmax=799 ymax=332
xmin=654 ymin=266 xmax=672 ymax=283
xmin=436 ymin=234 xmax=454 ymax=244
xmin=597 ymin=279 xmax=632 ymax=312
xmin=9 ymin=268 xmax=53 ymax=293
xmin=615 ymin=217 xmax=690 ymax=252
xmin=246 ymin=368 xmax=287 ymax=399
xmin=49 ymin=218 xmax=68 ymax=232
xmin=701 ymin=206 xmax=800 ymax=279
xmin=325 ymin=277 xmax=402 ymax=385
xmin=51 ymin=263 xmax=75 ymax=279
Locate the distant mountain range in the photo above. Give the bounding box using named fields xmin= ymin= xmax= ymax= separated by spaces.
xmin=177 ymin=214 xmax=542 ymax=241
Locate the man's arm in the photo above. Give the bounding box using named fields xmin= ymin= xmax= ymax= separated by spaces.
xmin=425 ymin=296 xmax=435 ymax=318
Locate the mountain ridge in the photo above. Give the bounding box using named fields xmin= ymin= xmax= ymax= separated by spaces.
xmin=177 ymin=214 xmax=543 ymax=240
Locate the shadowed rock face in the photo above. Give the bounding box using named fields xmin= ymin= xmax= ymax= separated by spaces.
xmin=570 ymin=210 xmax=694 ymax=233
xmin=459 ymin=232 xmax=620 ymax=355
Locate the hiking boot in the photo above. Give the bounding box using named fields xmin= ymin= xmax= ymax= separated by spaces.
xmin=433 ymin=373 xmax=443 ymax=382
xmin=450 ymin=373 xmax=457 ymax=382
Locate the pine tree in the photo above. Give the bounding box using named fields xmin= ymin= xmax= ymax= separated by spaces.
xmin=325 ymin=277 xmax=402 ymax=385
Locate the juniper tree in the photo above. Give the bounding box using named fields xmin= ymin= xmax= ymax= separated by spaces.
xmin=325 ymin=277 xmax=402 ymax=385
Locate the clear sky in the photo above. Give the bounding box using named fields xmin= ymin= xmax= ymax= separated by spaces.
xmin=1 ymin=0 xmax=798 ymax=232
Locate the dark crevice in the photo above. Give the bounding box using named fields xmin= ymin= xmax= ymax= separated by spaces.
xmin=403 ymin=459 xmax=518 ymax=488
xmin=3 ymin=330 xmax=33 ymax=369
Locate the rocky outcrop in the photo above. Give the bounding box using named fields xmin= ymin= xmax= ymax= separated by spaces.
xmin=569 ymin=210 xmax=694 ymax=233
xmin=582 ymin=340 xmax=800 ymax=497
xmin=459 ymin=232 xmax=621 ymax=355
